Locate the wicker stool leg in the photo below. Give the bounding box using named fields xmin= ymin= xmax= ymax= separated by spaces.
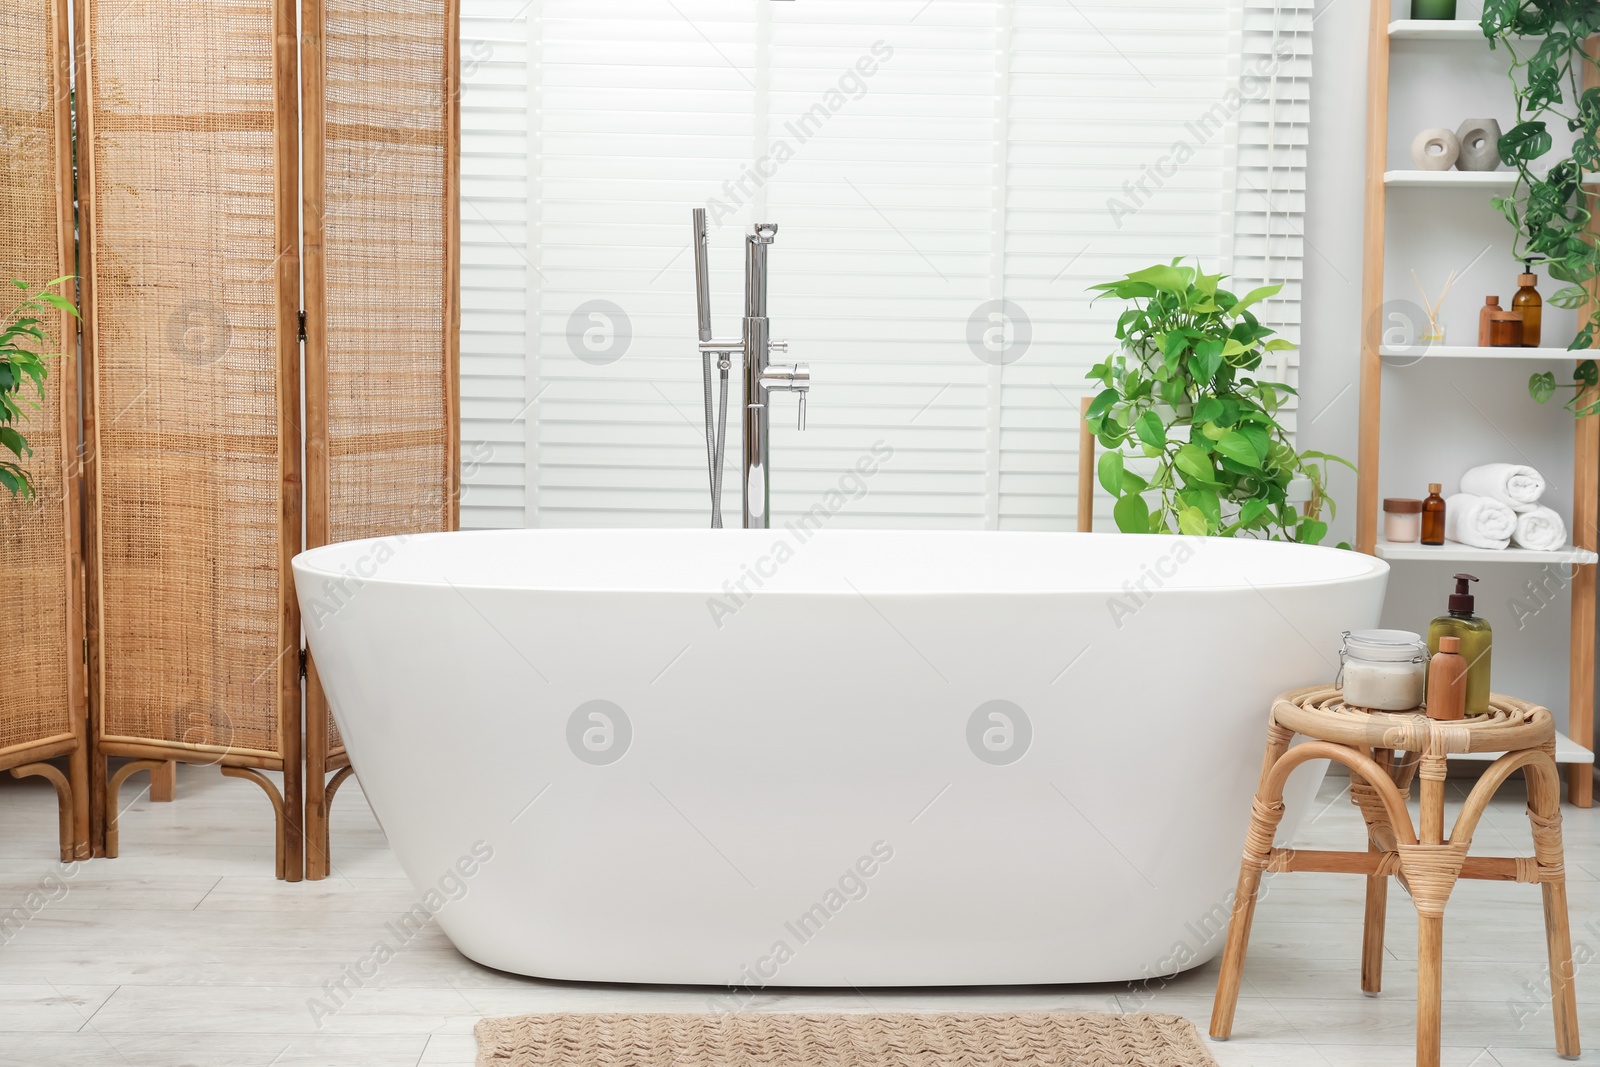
xmin=1360 ymin=836 xmax=1388 ymax=995
xmin=1210 ymin=723 xmax=1294 ymax=1040
xmin=1540 ymin=868 xmax=1580 ymax=1058
xmin=1413 ymin=754 xmax=1453 ymax=1067
xmin=1427 ymin=755 xmax=1452 ymax=1067
xmin=1358 ymin=748 xmax=1397 ymax=995
xmin=1526 ymin=749 xmax=1580 ymax=1059
xmin=1417 ymin=912 xmax=1444 ymax=1067
xmin=1209 ymin=798 xmax=1286 ymax=1039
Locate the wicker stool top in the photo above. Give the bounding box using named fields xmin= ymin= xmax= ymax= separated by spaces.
xmin=1273 ymin=684 xmax=1553 ymax=756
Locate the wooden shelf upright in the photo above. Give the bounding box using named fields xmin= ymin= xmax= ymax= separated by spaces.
xmin=1356 ymin=4 xmax=1597 ymax=806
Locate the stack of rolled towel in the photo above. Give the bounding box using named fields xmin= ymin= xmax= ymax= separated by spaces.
xmin=1447 ymin=463 xmax=1567 ymax=551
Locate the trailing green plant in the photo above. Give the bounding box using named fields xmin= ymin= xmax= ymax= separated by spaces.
xmin=1 ymin=278 xmax=78 ymax=499
xmin=1480 ymin=2 xmax=1600 ymax=412
xmin=1083 ymin=260 xmax=1353 ymax=546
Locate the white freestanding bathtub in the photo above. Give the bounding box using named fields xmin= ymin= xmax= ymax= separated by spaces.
xmin=293 ymin=529 xmax=1387 ymax=988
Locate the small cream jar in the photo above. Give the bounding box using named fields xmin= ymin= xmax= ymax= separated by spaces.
xmin=1383 ymin=498 xmax=1423 ymax=543
xmin=1339 ymin=629 xmax=1427 ymax=711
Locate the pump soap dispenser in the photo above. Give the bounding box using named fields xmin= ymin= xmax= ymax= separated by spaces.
xmin=1428 ymin=573 xmax=1492 ymax=715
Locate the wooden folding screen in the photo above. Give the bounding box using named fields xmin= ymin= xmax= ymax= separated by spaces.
xmin=0 ymin=0 xmax=89 ymax=862
xmin=77 ymin=0 xmax=305 ymax=878
xmin=301 ymin=0 xmax=461 ymax=880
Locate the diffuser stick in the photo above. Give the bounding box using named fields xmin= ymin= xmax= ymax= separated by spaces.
xmin=1412 ymin=269 xmax=1430 ymax=311
xmin=1434 ymin=269 xmax=1458 ymax=317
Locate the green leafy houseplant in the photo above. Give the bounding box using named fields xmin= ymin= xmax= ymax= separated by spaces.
xmin=1 ymin=278 xmax=78 ymax=499
xmin=1479 ymin=2 xmax=1600 ymax=412
xmin=1084 ymin=260 xmax=1353 ymax=545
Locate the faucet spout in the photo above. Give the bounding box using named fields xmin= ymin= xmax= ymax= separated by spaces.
xmin=761 ymin=361 xmax=809 ymax=431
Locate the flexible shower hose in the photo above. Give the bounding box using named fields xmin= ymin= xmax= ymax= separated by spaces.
xmin=701 ymin=350 xmax=729 ymax=528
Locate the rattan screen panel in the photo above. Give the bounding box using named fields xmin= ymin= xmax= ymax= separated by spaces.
xmin=0 ymin=0 xmax=78 ymax=758
xmin=82 ymin=0 xmax=298 ymax=758
xmin=308 ymin=0 xmax=459 ymax=755
xmin=314 ymin=0 xmax=454 ymax=543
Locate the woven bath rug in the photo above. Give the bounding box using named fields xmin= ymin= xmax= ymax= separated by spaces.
xmin=474 ymin=1012 xmax=1217 ymax=1067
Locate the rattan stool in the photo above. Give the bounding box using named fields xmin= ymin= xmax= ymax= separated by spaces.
xmin=1209 ymin=685 xmax=1579 ymax=1067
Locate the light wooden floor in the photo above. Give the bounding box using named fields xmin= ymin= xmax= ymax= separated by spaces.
xmin=0 ymin=766 xmax=1595 ymax=1066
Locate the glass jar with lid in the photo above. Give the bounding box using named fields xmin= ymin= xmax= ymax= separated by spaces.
xmin=1338 ymin=629 xmax=1427 ymax=711
xmin=1383 ymin=498 xmax=1423 ymax=543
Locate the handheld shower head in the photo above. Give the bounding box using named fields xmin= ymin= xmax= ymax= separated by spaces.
xmin=692 ymin=208 xmax=713 ymax=343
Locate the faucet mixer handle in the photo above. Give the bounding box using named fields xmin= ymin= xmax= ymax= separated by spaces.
xmin=790 ymin=361 xmax=810 ymax=431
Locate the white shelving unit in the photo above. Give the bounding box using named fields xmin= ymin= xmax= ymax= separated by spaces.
xmin=1388 ymin=19 xmax=1491 ymax=41
xmin=1378 ymin=344 xmax=1587 ymax=360
xmin=1375 ymin=538 xmax=1600 ymax=564
xmin=1360 ymin=6 xmax=1597 ymax=802
xmin=1383 ymin=169 xmax=1518 ymax=188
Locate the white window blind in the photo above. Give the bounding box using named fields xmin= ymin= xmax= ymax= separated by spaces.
xmin=459 ymin=0 xmax=1311 ymax=531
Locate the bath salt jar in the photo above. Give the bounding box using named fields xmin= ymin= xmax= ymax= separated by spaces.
xmin=1383 ymin=498 xmax=1424 ymax=543
xmin=1337 ymin=629 xmax=1427 ymax=711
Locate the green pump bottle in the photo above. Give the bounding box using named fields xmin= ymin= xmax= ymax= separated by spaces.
xmin=1428 ymin=573 xmax=1492 ymax=716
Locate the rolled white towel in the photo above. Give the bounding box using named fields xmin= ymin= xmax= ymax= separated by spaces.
xmin=1459 ymin=462 xmax=1546 ymax=512
xmin=1512 ymin=505 xmax=1568 ymax=552
xmin=1445 ymin=492 xmax=1515 ymax=550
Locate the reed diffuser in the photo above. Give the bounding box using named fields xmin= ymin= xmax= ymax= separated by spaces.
xmin=1412 ymin=269 xmax=1457 ymax=344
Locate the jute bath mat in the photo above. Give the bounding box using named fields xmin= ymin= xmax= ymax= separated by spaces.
xmin=474 ymin=1012 xmax=1217 ymax=1067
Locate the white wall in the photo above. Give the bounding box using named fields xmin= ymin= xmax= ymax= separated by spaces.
xmin=1301 ymin=0 xmax=1595 ymax=750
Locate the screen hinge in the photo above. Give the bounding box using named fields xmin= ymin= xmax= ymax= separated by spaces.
xmin=298 ymin=647 xmax=308 ymax=679
xmin=297 ymin=310 xmax=307 ymax=344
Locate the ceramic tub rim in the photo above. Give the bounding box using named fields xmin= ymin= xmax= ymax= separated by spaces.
xmin=292 ymin=528 xmax=1388 ymax=599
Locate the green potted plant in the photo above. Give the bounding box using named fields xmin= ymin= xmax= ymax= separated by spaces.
xmin=1083 ymin=260 xmax=1352 ymax=545
xmin=1479 ymin=2 xmax=1600 ymax=412
xmin=1 ymin=278 xmax=78 ymax=498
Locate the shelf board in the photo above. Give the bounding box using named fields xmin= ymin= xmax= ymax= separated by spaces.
xmin=1450 ymin=729 xmax=1593 ymax=765
xmin=1380 ymin=345 xmax=1585 ymax=361
xmin=1376 ymin=538 xmax=1599 ymax=564
xmin=1384 ymin=170 xmax=1517 ymax=188
xmin=1388 ymin=19 xmax=1486 ymax=41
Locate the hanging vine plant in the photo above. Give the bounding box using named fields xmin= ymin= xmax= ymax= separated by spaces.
xmin=1481 ymin=2 xmax=1600 ymax=413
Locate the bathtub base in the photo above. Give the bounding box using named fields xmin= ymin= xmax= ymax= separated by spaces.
xmin=293 ymin=529 xmax=1383 ymax=988
xmin=378 ymin=756 xmax=1328 ymax=990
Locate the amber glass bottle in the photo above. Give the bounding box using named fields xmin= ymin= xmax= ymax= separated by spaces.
xmin=1513 ymin=271 xmax=1542 ymax=347
xmin=1421 ymin=484 xmax=1446 ymax=545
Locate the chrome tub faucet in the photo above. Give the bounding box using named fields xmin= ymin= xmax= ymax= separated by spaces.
xmin=692 ymin=209 xmax=809 ymax=529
